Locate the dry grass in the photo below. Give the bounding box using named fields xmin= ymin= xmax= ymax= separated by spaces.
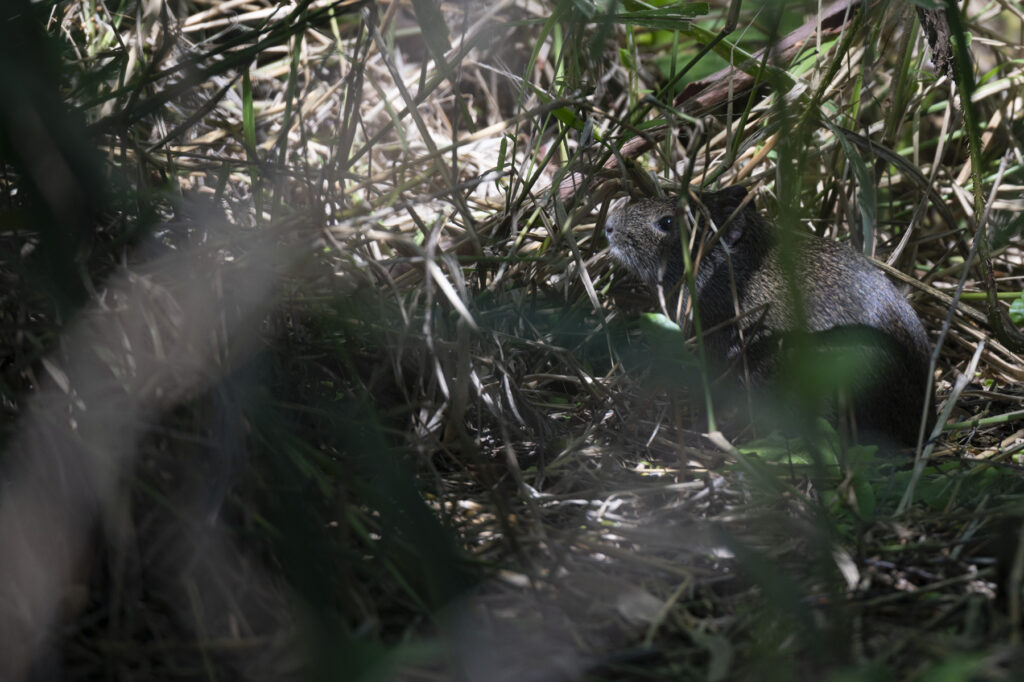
xmin=2 ymin=0 xmax=1024 ymax=680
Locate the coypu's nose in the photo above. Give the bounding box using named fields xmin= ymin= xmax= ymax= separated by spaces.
xmin=604 ymin=198 xmax=630 ymax=239
xmin=604 ymin=212 xmax=619 ymax=238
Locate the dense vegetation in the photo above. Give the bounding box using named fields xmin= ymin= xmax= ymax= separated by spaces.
xmin=1 ymin=0 xmax=1023 ymax=680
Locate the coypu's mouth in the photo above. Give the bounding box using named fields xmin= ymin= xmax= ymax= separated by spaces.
xmin=606 ymin=241 xmax=635 ymax=273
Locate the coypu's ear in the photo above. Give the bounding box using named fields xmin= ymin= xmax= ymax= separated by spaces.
xmin=695 ymin=185 xmax=752 ymax=247
xmin=622 ymin=158 xmax=661 ymax=200
xmin=717 ymin=185 xmax=748 ymax=205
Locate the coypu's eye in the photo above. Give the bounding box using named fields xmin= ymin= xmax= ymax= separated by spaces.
xmin=655 ymin=215 xmax=674 ymax=232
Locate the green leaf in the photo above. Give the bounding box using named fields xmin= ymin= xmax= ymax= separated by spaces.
xmin=638 ymin=313 xmax=694 ymax=367
xmin=496 ymin=136 xmax=508 ymax=175
xmin=409 ymin=0 xmax=452 ymax=66
xmin=914 ymin=654 xmax=986 ymax=682
xmin=640 ymin=311 xmax=681 ymax=332
xmin=241 ymin=70 xmax=256 ymax=152
xmin=1009 ymin=293 xmax=1024 ymax=325
xmin=241 ymin=69 xmax=259 ymax=201
xmin=552 ymin=106 xmax=585 ymax=130
xmin=613 ymin=3 xmax=709 ymax=29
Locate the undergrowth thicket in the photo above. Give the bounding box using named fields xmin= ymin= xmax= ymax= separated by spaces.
xmin=2 ymin=0 xmax=1024 ymax=680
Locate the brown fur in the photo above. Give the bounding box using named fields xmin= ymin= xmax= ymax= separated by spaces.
xmin=604 ymin=186 xmax=936 ymax=446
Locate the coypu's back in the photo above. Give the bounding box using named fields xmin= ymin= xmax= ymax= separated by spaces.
xmin=604 ymin=186 xmax=935 ymax=447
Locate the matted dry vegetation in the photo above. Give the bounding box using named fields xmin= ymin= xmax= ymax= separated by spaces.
xmin=2 ymin=0 xmax=1024 ymax=680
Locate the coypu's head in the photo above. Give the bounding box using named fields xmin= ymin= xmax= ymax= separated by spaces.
xmin=604 ymin=197 xmax=684 ymax=292
xmin=604 ymin=186 xmax=756 ymax=293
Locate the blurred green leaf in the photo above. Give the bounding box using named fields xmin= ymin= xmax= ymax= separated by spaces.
xmin=614 ymin=2 xmax=709 ymax=29
xmin=1010 ymin=294 xmax=1024 ymax=325
xmin=639 ymin=312 xmax=695 ymax=367
xmin=410 ymin=0 xmax=452 ymax=65
xmin=914 ymin=654 xmax=986 ymax=682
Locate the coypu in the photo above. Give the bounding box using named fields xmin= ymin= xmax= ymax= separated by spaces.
xmin=604 ymin=185 xmax=936 ymax=447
